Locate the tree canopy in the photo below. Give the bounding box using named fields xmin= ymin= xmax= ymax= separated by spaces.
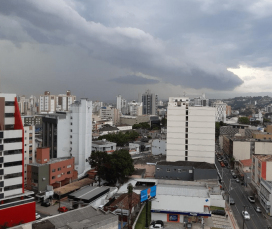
xmin=88 ymin=149 xmax=134 ymax=185
xmin=132 ymin=122 xmax=150 ymax=130
xmin=98 ymin=130 xmax=139 ymax=146
xmin=238 ymin=117 xmax=250 ymax=124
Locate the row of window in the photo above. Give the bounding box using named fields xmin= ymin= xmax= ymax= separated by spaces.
xmin=157 ymin=168 xmax=192 ymax=173
xmin=52 ymin=165 xmax=72 ymax=172
xmin=52 ymin=171 xmax=71 ymax=179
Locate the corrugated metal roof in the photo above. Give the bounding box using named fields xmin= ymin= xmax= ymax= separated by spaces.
xmin=68 ymin=186 xmax=109 ymax=201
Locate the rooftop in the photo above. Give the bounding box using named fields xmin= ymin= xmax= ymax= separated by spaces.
xmin=133 ymin=155 xmax=166 ymax=165
xmin=30 ymin=157 xmax=73 ymax=167
xmin=240 ymin=159 xmax=252 ymax=167
xmin=92 ymin=140 xmax=116 ymax=145
xmin=157 ymin=161 xmax=216 ymax=169
xmin=157 ymin=184 xmax=209 ymax=198
xmin=254 ymin=154 xmax=272 ymax=162
xmin=108 ymin=192 xmax=140 ymax=210
xmin=54 ymin=178 xmax=93 ymax=195
xmin=68 ymin=186 xmax=110 ymax=202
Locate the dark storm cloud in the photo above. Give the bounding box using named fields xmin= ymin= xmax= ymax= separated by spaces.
xmin=4 ymin=0 xmax=272 ymax=94
xmin=109 ymin=75 xmax=159 ymax=85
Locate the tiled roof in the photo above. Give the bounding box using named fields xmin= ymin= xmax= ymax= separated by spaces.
xmin=109 ymin=192 xmax=140 ymax=210
xmin=240 ymin=159 xmax=252 ymax=167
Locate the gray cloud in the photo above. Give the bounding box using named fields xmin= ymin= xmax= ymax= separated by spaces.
xmin=109 ymin=75 xmax=160 ymax=85
xmin=0 ymin=0 xmax=246 ymax=94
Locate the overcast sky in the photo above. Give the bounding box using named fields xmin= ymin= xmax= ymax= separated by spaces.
xmin=0 ymin=0 xmax=272 ymax=102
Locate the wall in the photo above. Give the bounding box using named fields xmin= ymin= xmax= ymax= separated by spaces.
xmin=0 ymin=202 xmax=35 ymax=228
xmin=194 ymin=169 xmax=217 ymax=180
xmin=155 ymin=165 xmax=194 ymax=181
xmin=255 ymin=142 xmax=272 ymax=155
xmin=233 ymin=141 xmax=251 ymax=160
xmin=266 ymin=161 xmax=272 ymax=181
xmin=152 ymin=139 xmax=166 ymax=155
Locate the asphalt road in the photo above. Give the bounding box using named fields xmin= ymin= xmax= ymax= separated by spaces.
xmin=215 ymin=158 xmax=271 ymax=229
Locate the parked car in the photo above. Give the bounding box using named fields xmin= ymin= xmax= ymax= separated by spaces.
xmin=58 ymin=206 xmax=68 ymax=212
xmin=236 ymin=178 xmax=240 ymax=183
xmin=35 ymin=213 xmax=41 ymax=220
xmin=150 ymin=220 xmax=164 ymax=228
xmin=212 ymin=210 xmax=226 ymax=216
xmin=248 ymin=196 xmax=255 ymax=203
xmin=232 ymin=175 xmax=237 ymax=179
xmin=41 ymin=201 xmax=50 ymax=207
xmin=220 ymin=162 xmax=225 ymax=167
xmin=255 ymin=206 xmax=262 ymax=213
xmin=242 ymin=211 xmax=250 ymax=220
xmin=229 ymin=197 xmax=235 ymax=205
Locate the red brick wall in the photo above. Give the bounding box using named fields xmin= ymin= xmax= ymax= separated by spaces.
xmin=49 ymin=157 xmax=75 ymax=185
xmin=36 ymin=147 xmax=50 ymax=164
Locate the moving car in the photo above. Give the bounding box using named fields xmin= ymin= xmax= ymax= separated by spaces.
xmin=232 ymin=175 xmax=237 ymax=179
xmin=242 ymin=211 xmax=250 ymax=220
xmin=58 ymin=206 xmax=68 ymax=212
xmin=255 ymin=206 xmax=262 ymax=213
xmin=35 ymin=213 xmax=41 ymax=220
xmin=212 ymin=210 xmax=226 ymax=216
xmin=248 ymin=196 xmax=255 ymax=203
xmin=150 ymin=220 xmax=164 ymax=228
xmin=229 ymin=197 xmax=235 ymax=205
xmin=236 ymin=178 xmax=240 ymax=183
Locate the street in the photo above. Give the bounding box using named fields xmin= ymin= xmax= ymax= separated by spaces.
xmin=215 ymin=158 xmax=271 ymax=229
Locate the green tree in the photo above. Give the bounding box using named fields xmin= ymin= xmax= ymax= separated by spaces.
xmin=103 ymin=149 xmax=134 ymax=185
xmin=98 ymin=131 xmax=139 ymax=146
xmin=88 ymin=151 xmax=108 ymax=186
xmin=238 ymin=117 xmax=250 ymax=124
xmin=161 ymin=117 xmax=167 ymax=127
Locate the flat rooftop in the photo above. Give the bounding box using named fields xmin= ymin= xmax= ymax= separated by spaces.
xmin=30 ymin=157 xmax=73 ymax=167
xmin=157 ymin=184 xmax=209 ymax=198
xmin=157 ymin=161 xmax=216 ymax=169
xmin=92 ymin=140 xmax=116 ymax=145
xmin=133 ymin=155 xmax=166 ymax=165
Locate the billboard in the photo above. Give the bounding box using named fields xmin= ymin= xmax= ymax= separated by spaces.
xmin=140 ymin=185 xmax=157 ymax=202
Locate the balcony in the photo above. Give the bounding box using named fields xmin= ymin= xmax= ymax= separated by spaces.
xmin=5 ymin=177 xmax=22 ymax=187
xmin=4 ymin=188 xmax=23 ymax=198
xmin=4 ymin=142 xmax=22 ymax=151
xmin=4 ymin=165 xmax=23 ymax=175
xmin=5 ymin=106 xmax=15 ymax=113
xmin=4 ymin=154 xmax=22 ymax=163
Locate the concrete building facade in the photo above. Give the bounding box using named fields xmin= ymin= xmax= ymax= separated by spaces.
xmin=42 ymin=99 xmax=92 ymax=176
xmin=152 ymin=139 xmax=166 ymax=155
xmin=167 ymin=97 xmax=215 ymax=164
xmin=92 ymin=140 xmax=117 ymax=154
xmin=213 ymin=101 xmax=227 ymax=122
xmin=138 ymin=90 xmax=158 ymax=115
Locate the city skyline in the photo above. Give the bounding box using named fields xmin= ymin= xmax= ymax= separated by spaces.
xmin=1 ymin=1 xmax=272 ymax=101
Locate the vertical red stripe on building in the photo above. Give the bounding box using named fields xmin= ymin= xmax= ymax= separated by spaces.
xmin=262 ymin=161 xmax=266 ymax=180
xmin=14 ymin=97 xmax=24 ymax=193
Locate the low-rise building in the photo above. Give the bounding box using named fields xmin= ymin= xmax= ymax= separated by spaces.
xmin=260 ymin=179 xmax=272 ymax=215
xmin=92 ymin=140 xmax=117 ymax=153
xmin=27 ymin=147 xmax=77 ymax=192
xmin=155 ymin=161 xmax=217 ymax=181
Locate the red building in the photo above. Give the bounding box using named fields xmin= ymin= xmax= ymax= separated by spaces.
xmin=27 ymin=147 xmax=77 ymax=192
xmin=0 ymin=93 xmax=36 ymax=228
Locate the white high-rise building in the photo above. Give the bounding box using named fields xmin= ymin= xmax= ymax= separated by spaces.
xmin=42 ymin=99 xmax=92 ymax=176
xmin=213 ymin=101 xmax=227 ymax=122
xmin=116 ymin=95 xmax=127 ymax=114
xmin=167 ymin=97 xmax=215 ymax=164
xmin=127 ymin=100 xmax=142 ymax=116
xmin=39 ymin=90 xmax=76 ymax=114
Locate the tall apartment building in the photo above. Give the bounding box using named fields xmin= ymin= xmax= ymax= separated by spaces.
xmin=138 ymin=90 xmax=158 ymax=115
xmin=127 ymin=101 xmax=142 ymax=116
xmin=213 ymin=100 xmax=227 ymax=122
xmin=39 ymin=90 xmax=76 ymax=114
xmin=194 ymin=93 xmax=209 ymax=107
xmin=42 ymin=99 xmax=92 ymax=176
xmin=167 ymin=97 xmax=215 ymax=164
xmin=92 ymin=101 xmax=103 ymax=113
xmin=116 ymin=95 xmax=127 ymax=114
xmin=0 ymin=93 xmax=35 ymax=227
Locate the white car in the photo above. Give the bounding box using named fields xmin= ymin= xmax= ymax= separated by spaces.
xmin=242 ymin=211 xmax=250 ymax=220
xmin=35 ymin=213 xmax=41 ymax=220
xmin=248 ymin=196 xmax=255 ymax=203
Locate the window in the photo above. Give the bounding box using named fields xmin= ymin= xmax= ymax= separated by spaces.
xmin=58 ymin=167 xmax=61 ymax=171
xmin=52 ymin=176 xmax=55 ymax=179
xmin=52 ymin=169 xmax=56 ymax=172
xmin=67 ymin=165 xmax=71 ymax=168
xmin=57 ymin=174 xmax=61 ymax=178
xmin=67 ymin=171 xmax=71 ymax=174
